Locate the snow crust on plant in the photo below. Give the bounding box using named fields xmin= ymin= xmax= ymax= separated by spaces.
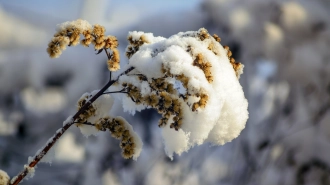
xmin=78 ymin=122 xmax=99 ymax=137
xmin=161 ymin=123 xmax=190 ymax=159
xmin=116 ymin=116 xmax=143 ymax=160
xmin=118 ymin=29 xmax=248 ymax=158
xmin=24 ymin=165 xmax=35 ymax=179
xmin=63 ymin=115 xmax=73 ymax=126
xmin=0 ymin=169 xmax=10 ymax=185
xmin=56 ymin=19 xmax=92 ymax=32
xmin=121 ymin=96 xmax=146 ymax=115
xmin=39 ymin=146 xmax=55 ymax=164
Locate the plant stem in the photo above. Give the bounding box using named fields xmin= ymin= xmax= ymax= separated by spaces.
xmin=9 ymin=66 xmax=134 ymax=185
xmin=103 ymin=88 xmax=128 ymax=94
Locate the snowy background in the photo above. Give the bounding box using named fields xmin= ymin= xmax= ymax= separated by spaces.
xmin=1 ymin=0 xmax=330 ymax=184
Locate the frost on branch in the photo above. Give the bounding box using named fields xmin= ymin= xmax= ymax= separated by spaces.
xmin=115 ymin=28 xmax=249 ymax=158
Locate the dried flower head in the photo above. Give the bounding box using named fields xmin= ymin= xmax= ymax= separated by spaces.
xmin=104 ymin=35 xmax=119 ymax=49
xmin=193 ymin=53 xmax=213 ymax=83
xmin=198 ymin=28 xmax=210 ymax=41
xmin=75 ymin=94 xmax=96 ymax=125
xmin=81 ymin=29 xmax=93 ymax=47
xmin=47 ymin=36 xmax=70 ymax=58
xmin=107 ymin=49 xmax=120 ymax=71
xmin=116 ymin=27 xmax=248 ymax=159
xmin=95 ymin=116 xmax=142 ymax=160
xmin=47 ymin=19 xmax=120 ymax=71
xmin=224 ymin=46 xmax=244 ymax=78
xmin=125 ymin=32 xmax=150 ymax=59
xmin=0 ymin=169 xmax=9 ymax=185
xmin=212 ymin=34 xmax=221 ymax=42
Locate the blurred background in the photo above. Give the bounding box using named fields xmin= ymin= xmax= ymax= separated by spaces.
xmin=0 ymin=0 xmax=330 ymax=184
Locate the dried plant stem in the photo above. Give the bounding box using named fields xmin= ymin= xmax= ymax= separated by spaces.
xmin=10 ymin=66 xmax=134 ymax=185
xmin=103 ymin=88 xmax=128 ymax=94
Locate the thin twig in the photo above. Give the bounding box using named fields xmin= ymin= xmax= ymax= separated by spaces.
xmin=103 ymin=88 xmax=128 ymax=94
xmin=75 ymin=122 xmax=95 ymax=126
xmin=9 ymin=66 xmax=135 ymax=185
xmin=104 ymin=48 xmax=112 ymax=60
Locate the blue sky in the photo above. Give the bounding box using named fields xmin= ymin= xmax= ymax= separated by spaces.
xmin=0 ymin=0 xmax=201 ymax=20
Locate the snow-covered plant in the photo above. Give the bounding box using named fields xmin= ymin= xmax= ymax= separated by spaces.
xmin=9 ymin=19 xmax=248 ymax=185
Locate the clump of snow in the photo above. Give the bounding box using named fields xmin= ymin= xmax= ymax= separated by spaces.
xmin=117 ymin=28 xmax=248 ymax=158
xmin=56 ymin=19 xmax=92 ymax=32
xmin=121 ymin=97 xmax=146 ymax=115
xmin=55 ymin=132 xmax=85 ymax=163
xmin=79 ymin=125 xmax=99 ymax=137
xmin=91 ymin=91 xmax=115 ymax=118
xmin=161 ymin=123 xmax=190 ymax=160
xmin=24 ymin=165 xmax=35 ymax=179
xmin=0 ymin=169 xmax=10 ymax=185
xmin=77 ymin=91 xmax=115 ymax=137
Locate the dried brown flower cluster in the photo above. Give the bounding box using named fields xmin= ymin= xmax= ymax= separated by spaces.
xmin=76 ymin=94 xmax=96 ymax=125
xmin=121 ymin=73 xmax=210 ymax=130
xmin=117 ymin=27 xmax=244 ymax=132
xmin=198 ymin=28 xmax=210 ymax=41
xmin=119 ymin=29 xmax=234 ymax=130
xmin=197 ymin=28 xmax=243 ymax=79
xmin=224 ymin=45 xmax=244 ymax=78
xmin=107 ymin=48 xmax=120 ymax=71
xmin=95 ymin=116 xmax=137 ymax=159
xmin=123 ymin=81 xmax=184 ymax=130
xmin=212 ymin=34 xmax=221 ymax=42
xmin=126 ymin=34 xmax=149 ymax=59
xmin=0 ymin=169 xmax=10 ymax=185
xmin=120 ymin=67 xmax=210 ymax=130
xmin=46 ymin=36 xmax=70 ymax=58
xmin=46 ymin=19 xmax=120 ymax=71
xmin=162 ymin=67 xmax=209 ymax=113
xmin=193 ymin=53 xmax=213 ymax=82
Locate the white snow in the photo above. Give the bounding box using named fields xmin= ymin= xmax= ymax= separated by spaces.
xmin=161 ymin=122 xmax=190 ymax=160
xmin=119 ymin=29 xmax=248 ymax=158
xmin=63 ymin=115 xmax=73 ymax=126
xmin=56 ymin=19 xmax=92 ymax=32
xmin=77 ymin=91 xmax=115 ymax=137
xmin=24 ymin=165 xmax=35 ymax=179
xmin=79 ymin=125 xmax=99 ymax=138
xmin=55 ymin=132 xmax=85 ymax=163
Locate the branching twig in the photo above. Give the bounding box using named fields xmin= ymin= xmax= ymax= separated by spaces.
xmin=104 ymin=48 xmax=112 ymax=60
xmin=75 ymin=122 xmax=95 ymax=126
xmin=103 ymin=88 xmax=128 ymax=95
xmin=9 ymin=66 xmax=135 ymax=185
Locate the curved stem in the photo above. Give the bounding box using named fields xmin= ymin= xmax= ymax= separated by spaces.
xmin=9 ymin=66 xmax=134 ymax=185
